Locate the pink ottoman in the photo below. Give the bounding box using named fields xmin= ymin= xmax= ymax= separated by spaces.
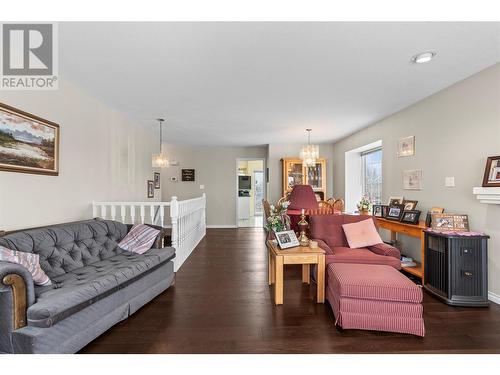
xmin=327 ymin=263 xmax=425 ymax=337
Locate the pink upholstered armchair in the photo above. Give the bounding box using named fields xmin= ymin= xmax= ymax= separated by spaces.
xmin=309 ymin=214 xmax=401 ymax=270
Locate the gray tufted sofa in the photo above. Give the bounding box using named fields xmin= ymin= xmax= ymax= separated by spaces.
xmin=0 ymin=218 xmax=175 ymax=354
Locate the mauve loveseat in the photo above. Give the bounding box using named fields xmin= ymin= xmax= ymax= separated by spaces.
xmin=309 ymin=214 xmax=401 ymax=269
xmin=0 ymin=219 xmax=175 ymax=354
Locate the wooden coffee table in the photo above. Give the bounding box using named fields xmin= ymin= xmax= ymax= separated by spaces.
xmin=267 ymin=240 xmax=325 ymax=305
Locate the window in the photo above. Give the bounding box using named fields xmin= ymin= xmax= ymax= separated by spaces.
xmin=361 ymin=148 xmax=382 ymax=205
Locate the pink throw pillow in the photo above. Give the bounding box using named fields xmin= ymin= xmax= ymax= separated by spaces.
xmin=118 ymin=224 xmax=160 ymax=254
xmin=0 ymin=245 xmax=52 ymax=286
xmin=342 ymin=219 xmax=383 ymax=249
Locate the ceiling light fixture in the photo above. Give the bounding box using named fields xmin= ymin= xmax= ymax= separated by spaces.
xmin=152 ymin=118 xmax=170 ymax=168
xmin=299 ymin=129 xmax=319 ymax=167
xmin=411 ymin=51 xmax=436 ymax=64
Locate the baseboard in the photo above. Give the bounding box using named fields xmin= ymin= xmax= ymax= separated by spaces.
xmin=206 ymin=225 xmax=238 ymax=229
xmin=488 ymin=291 xmax=500 ymax=305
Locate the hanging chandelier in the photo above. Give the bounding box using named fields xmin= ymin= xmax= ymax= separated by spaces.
xmin=152 ymin=118 xmax=170 ymax=168
xmin=299 ymin=128 xmax=319 ymax=167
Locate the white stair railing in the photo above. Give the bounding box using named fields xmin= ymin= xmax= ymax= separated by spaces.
xmin=92 ymin=193 xmax=206 ymax=271
xmin=170 ymin=194 xmax=207 ymax=271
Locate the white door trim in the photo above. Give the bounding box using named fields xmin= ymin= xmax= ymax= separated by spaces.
xmin=235 ymin=157 xmax=267 ymax=228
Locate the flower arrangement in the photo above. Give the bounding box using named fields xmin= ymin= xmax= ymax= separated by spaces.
xmin=357 ymin=196 xmax=372 ymax=213
xmin=265 ymin=201 xmax=291 ymax=233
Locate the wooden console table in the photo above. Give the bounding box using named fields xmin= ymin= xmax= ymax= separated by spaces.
xmin=375 ymin=217 xmax=427 ymax=282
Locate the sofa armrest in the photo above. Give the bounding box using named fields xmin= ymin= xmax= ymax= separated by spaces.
xmin=368 ymin=243 xmax=401 ymax=259
xmin=0 ymin=261 xmax=36 ymax=334
xmin=313 ymin=239 xmax=334 ymax=255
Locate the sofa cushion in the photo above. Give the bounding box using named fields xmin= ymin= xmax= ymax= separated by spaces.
xmin=0 ymin=220 xmax=128 ymax=279
xmin=327 ymin=247 xmax=401 ymax=269
xmin=328 ymin=263 xmax=423 ymax=303
xmin=342 ymin=218 xmax=383 ymax=249
xmin=309 ymin=215 xmax=348 ymax=248
xmin=0 ymin=245 xmax=51 ymax=286
xmin=118 ymin=224 xmax=160 ymax=254
xmin=27 ymin=247 xmax=175 ymax=328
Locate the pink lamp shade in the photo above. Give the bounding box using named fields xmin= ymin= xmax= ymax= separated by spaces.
xmin=288 ymin=185 xmax=319 ymax=211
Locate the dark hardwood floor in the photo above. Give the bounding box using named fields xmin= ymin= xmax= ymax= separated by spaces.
xmin=81 ymin=228 xmax=500 ymax=354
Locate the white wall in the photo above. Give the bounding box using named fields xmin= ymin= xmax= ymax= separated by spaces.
xmin=0 ymin=79 xmax=159 ymax=231
xmin=160 ymin=144 xmax=267 ymax=226
xmin=267 ymin=143 xmax=334 ymax=204
xmin=331 ymin=63 xmax=500 ymax=297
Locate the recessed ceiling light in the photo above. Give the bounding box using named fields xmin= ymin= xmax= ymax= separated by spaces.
xmin=411 ymin=51 xmax=436 ymax=64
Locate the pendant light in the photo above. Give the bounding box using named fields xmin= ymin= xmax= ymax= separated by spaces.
xmin=299 ymin=128 xmax=319 ymax=167
xmin=152 ymin=118 xmax=169 ymax=168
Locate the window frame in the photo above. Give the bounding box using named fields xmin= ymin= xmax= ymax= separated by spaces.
xmin=360 ymin=147 xmax=382 ymax=205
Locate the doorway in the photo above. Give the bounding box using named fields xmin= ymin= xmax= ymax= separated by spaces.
xmin=236 ymin=158 xmax=266 ymax=228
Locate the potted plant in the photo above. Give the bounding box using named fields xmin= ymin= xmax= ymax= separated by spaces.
xmin=265 ymin=201 xmax=291 ymax=239
xmin=357 ymin=196 xmax=372 ymax=215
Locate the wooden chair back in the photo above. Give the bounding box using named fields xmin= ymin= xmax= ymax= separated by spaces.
xmin=332 ymin=198 xmax=344 ymax=213
xmin=262 ymin=199 xmax=271 ymax=221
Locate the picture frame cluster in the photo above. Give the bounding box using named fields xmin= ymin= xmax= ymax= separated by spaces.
xmin=372 ymin=196 xmax=421 ymax=224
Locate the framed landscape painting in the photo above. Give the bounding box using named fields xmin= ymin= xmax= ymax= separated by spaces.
xmin=0 ymin=103 xmax=60 ymax=175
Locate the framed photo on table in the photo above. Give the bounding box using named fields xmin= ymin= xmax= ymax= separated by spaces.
xmin=401 ymin=210 xmax=421 ymax=224
xmin=388 ymin=196 xmax=404 ymax=206
xmin=386 ymin=205 xmax=404 ymax=221
xmin=402 ymin=200 xmax=418 ymax=211
xmin=482 ymin=156 xmax=500 ymax=187
xmin=372 ymin=204 xmax=388 ymax=218
xmin=274 ymin=230 xmax=300 ymax=249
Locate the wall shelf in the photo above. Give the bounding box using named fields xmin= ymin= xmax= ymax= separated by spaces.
xmin=473 ymin=187 xmax=500 ymax=204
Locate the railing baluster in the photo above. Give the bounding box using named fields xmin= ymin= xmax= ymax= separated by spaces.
xmin=130 ymin=205 xmax=135 ymax=224
xmin=100 ymin=205 xmax=106 ymax=219
xmin=111 ymin=205 xmax=116 ymax=221
xmin=160 ymin=204 xmax=165 ymax=227
xmin=140 ymin=205 xmax=145 ymax=224
xmin=120 ymin=205 xmax=126 ymax=223
xmin=150 ymin=204 xmax=155 ymax=224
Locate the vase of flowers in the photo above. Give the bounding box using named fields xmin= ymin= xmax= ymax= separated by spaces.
xmin=265 ymin=201 xmax=291 ymax=239
xmin=357 ymin=196 xmax=372 ymax=215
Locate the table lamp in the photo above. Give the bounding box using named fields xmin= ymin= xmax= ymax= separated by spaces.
xmin=288 ymin=185 xmax=319 ymax=246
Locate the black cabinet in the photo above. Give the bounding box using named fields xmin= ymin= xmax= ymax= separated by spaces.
xmin=424 ymin=231 xmax=489 ymax=307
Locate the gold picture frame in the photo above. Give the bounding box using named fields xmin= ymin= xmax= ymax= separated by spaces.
xmin=0 ymin=102 xmax=60 ymax=175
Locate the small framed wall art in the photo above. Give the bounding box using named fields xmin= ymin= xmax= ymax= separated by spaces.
xmin=397 ymin=136 xmax=415 ymax=157
xmin=154 ymin=172 xmax=160 ymax=189
xmin=403 ymin=169 xmax=422 ymax=190
xmin=181 ymin=169 xmax=195 ymax=181
xmin=482 ymin=156 xmax=500 ymax=187
xmin=147 ymin=180 xmax=154 ymax=198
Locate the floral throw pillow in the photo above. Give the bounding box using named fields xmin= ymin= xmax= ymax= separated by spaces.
xmin=0 ymin=245 xmax=52 ymax=286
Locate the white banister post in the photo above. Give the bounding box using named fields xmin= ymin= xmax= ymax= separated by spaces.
xmin=170 ymin=196 xmax=179 ymax=248
xmin=130 ymin=205 xmax=135 ymax=224
xmin=149 ymin=204 xmax=155 ymax=224
xmin=120 ymin=205 xmax=126 ymax=223
xmin=100 ymin=205 xmax=106 ymax=219
xmin=160 ymin=204 xmax=165 ymax=227
xmin=140 ymin=205 xmax=145 ymax=224
xmin=92 ymin=202 xmax=97 ymax=218
xmin=110 ymin=205 xmax=116 ymax=221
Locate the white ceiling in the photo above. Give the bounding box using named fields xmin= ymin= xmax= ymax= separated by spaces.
xmin=60 ymin=22 xmax=500 ymax=146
